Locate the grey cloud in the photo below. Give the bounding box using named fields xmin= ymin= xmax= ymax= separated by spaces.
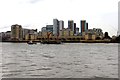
xmin=0 ymin=26 xmax=10 ymax=29
xmin=29 ymin=0 xmax=44 ymax=3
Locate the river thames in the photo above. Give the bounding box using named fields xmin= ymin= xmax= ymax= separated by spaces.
xmin=0 ymin=43 xmax=118 ymax=78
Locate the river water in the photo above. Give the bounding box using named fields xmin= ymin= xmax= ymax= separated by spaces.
xmin=0 ymin=43 xmax=118 ymax=78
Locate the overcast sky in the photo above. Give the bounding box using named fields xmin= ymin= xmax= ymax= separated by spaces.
xmin=0 ymin=0 xmax=119 ymax=36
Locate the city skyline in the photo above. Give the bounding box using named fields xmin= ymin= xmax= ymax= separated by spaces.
xmin=1 ymin=21 xmax=119 ymax=43
xmin=0 ymin=0 xmax=119 ymax=36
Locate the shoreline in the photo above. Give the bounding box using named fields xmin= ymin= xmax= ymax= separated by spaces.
xmin=0 ymin=40 xmax=119 ymax=43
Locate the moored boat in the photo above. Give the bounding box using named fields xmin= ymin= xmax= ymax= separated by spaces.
xmin=27 ymin=41 xmax=37 ymax=44
xmin=41 ymin=40 xmax=62 ymax=44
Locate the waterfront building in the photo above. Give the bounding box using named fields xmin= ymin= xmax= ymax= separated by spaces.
xmin=59 ymin=20 xmax=64 ymax=37
xmin=0 ymin=31 xmax=11 ymax=41
xmin=103 ymin=32 xmax=111 ymax=40
xmin=80 ymin=20 xmax=86 ymax=34
xmin=76 ymin=27 xmax=79 ymax=36
xmin=37 ymin=31 xmax=42 ymax=39
xmin=74 ymin=23 xmax=76 ymax=34
xmin=29 ymin=29 xmax=37 ymax=34
xmin=59 ymin=20 xmax=64 ymax=31
xmin=63 ymin=28 xmax=69 ymax=37
xmin=41 ymin=27 xmax=47 ymax=37
xmin=22 ymin=29 xmax=30 ymax=40
xmin=11 ymin=24 xmax=23 ymax=40
xmin=0 ymin=32 xmax=5 ymax=41
xmin=61 ymin=28 xmax=74 ymax=37
xmin=69 ymin=30 xmax=74 ymax=36
xmin=59 ymin=30 xmax=64 ymax=36
xmin=53 ymin=19 xmax=59 ymax=36
xmin=41 ymin=32 xmax=48 ymax=38
xmin=41 ymin=27 xmax=47 ymax=32
xmin=83 ymin=28 xmax=103 ymax=40
xmin=86 ymin=23 xmax=88 ymax=30
xmin=23 ymin=28 xmax=38 ymax=40
xmin=0 ymin=32 xmax=3 ymax=41
xmin=68 ymin=20 xmax=74 ymax=32
xmin=5 ymin=31 xmax=11 ymax=40
xmin=112 ymin=35 xmax=117 ymax=40
xmin=46 ymin=25 xmax=53 ymax=32
xmin=92 ymin=28 xmax=103 ymax=38
xmin=25 ymin=33 xmax=37 ymax=40
xmin=41 ymin=25 xmax=53 ymax=38
xmin=84 ymin=34 xmax=96 ymax=40
xmin=80 ymin=20 xmax=89 ymax=35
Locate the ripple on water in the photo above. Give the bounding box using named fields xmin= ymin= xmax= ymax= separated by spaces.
xmin=36 ymin=67 xmax=52 ymax=70
xmin=74 ymin=63 xmax=81 ymax=65
xmin=30 ymin=64 xmax=37 ymax=66
xmin=75 ymin=70 xmax=83 ymax=73
xmin=9 ymin=70 xmax=22 ymax=73
xmin=2 ymin=67 xmax=9 ymax=70
xmin=2 ymin=73 xmax=20 ymax=77
xmin=56 ymin=66 xmax=62 ymax=69
xmin=29 ymin=74 xmax=45 ymax=77
xmin=2 ymin=70 xmax=22 ymax=73
xmin=107 ymin=63 xmax=118 ymax=66
xmin=59 ymin=62 xmax=72 ymax=65
xmin=27 ymin=69 xmax=35 ymax=72
xmin=29 ymin=52 xmax=35 ymax=54
xmin=22 ymin=59 xmax=31 ymax=61
xmin=90 ymin=52 xmax=97 ymax=54
xmin=4 ymin=63 xmax=20 ymax=66
xmin=107 ymin=57 xmax=116 ymax=60
xmin=42 ymin=54 xmax=55 ymax=59
xmin=84 ymin=64 xmax=89 ymax=68
xmin=20 ymin=65 xmax=29 ymax=68
xmin=21 ymin=50 xmax=27 ymax=53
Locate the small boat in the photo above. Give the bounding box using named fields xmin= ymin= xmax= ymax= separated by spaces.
xmin=41 ymin=40 xmax=62 ymax=44
xmin=27 ymin=41 xmax=37 ymax=44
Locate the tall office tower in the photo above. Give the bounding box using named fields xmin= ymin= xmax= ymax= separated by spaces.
xmin=80 ymin=20 xmax=86 ymax=34
xmin=74 ymin=23 xmax=76 ymax=34
xmin=86 ymin=22 xmax=88 ymax=30
xmin=68 ymin=20 xmax=74 ymax=32
xmin=11 ymin=24 xmax=23 ymax=40
xmin=59 ymin=20 xmax=64 ymax=31
xmin=53 ymin=19 xmax=59 ymax=36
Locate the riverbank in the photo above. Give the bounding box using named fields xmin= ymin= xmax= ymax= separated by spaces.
xmin=0 ymin=40 xmax=119 ymax=43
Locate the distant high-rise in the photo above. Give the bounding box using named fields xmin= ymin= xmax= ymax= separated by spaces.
xmin=11 ymin=24 xmax=23 ymax=40
xmin=86 ymin=23 xmax=88 ymax=30
xmin=80 ymin=20 xmax=88 ymax=34
xmin=74 ymin=23 xmax=76 ymax=34
xmin=68 ymin=20 xmax=74 ymax=32
xmin=53 ymin=19 xmax=59 ymax=36
xmin=59 ymin=20 xmax=64 ymax=31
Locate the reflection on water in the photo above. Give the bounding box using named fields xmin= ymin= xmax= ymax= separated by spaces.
xmin=0 ymin=43 xmax=118 ymax=78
